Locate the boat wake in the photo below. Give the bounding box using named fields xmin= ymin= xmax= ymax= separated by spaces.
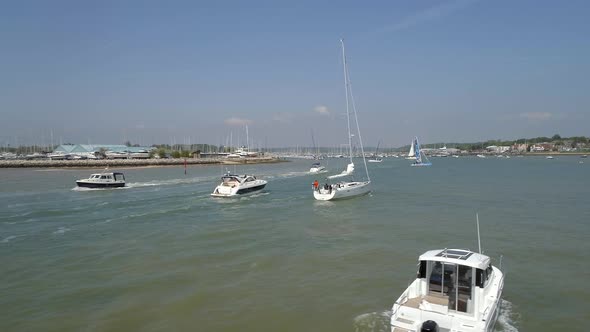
xmin=353 ymin=310 xmax=391 ymax=332
xmin=126 ymin=176 xmax=214 ymax=188
xmin=71 ymin=176 xmax=215 ymax=191
xmin=265 ymin=171 xmax=311 ymax=180
xmin=52 ymin=227 xmax=72 ymax=235
xmin=1 ymin=235 xmax=19 ymax=243
xmin=496 ymin=299 xmax=520 ymax=332
xmin=352 ymin=301 xmax=518 ymax=332
xmin=71 ymin=186 xmax=127 ymax=191
xmin=238 ymin=192 xmax=270 ymax=200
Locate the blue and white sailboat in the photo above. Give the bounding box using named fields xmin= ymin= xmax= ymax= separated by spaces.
xmin=410 ymin=137 xmax=432 ymax=167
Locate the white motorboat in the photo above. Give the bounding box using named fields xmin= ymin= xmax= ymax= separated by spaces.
xmin=211 ymin=171 xmax=267 ymax=197
xmin=76 ymin=170 xmax=126 ymax=188
xmin=390 ymin=216 xmax=504 ymax=332
xmin=390 ymin=248 xmax=504 ymax=332
xmin=476 ymin=154 xmax=486 ymax=158
xmin=546 ymin=155 xmax=554 ymax=159
xmin=309 ymin=162 xmax=326 ymax=173
xmin=313 ymin=39 xmax=371 ymax=201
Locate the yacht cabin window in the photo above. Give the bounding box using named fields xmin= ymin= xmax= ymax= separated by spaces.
xmin=425 ymin=260 xmax=474 ymax=314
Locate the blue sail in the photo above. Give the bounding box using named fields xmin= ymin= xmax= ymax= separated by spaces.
xmin=414 ymin=137 xmax=422 ymax=163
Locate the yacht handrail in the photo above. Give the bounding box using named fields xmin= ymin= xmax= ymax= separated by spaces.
xmin=391 ymin=295 xmax=407 ymax=317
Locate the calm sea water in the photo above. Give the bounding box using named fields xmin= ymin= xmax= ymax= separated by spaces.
xmin=1 ymin=157 xmax=588 ymax=331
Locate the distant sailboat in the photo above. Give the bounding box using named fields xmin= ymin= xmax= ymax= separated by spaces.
xmin=406 ymin=139 xmax=416 ymax=160
xmin=313 ymin=39 xmax=371 ymax=201
xmin=309 ymin=129 xmax=327 ymax=173
xmin=368 ymin=140 xmax=383 ymax=163
xmin=410 ymin=137 xmax=432 ymax=167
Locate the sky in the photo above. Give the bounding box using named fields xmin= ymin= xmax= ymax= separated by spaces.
xmin=1 ymin=0 xmax=589 ymax=148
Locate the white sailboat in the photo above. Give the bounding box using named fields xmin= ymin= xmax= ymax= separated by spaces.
xmin=309 ymin=129 xmax=327 ymax=173
xmin=368 ymin=140 xmax=383 ymax=163
xmin=405 ymin=139 xmax=416 ymax=160
xmin=313 ymin=39 xmax=371 ymax=201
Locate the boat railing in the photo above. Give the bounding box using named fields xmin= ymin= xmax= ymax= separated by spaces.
xmin=391 ymin=294 xmax=408 ymax=317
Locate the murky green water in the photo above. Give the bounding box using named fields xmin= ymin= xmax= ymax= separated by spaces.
xmin=1 ymin=156 xmax=588 ymax=331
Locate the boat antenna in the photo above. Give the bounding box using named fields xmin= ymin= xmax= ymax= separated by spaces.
xmin=476 ymin=213 xmax=482 ymax=254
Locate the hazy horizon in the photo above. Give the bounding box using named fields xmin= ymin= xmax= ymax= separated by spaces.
xmin=1 ymin=0 xmax=588 ymax=148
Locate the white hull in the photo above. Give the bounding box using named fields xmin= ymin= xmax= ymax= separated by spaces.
xmin=309 ymin=166 xmax=327 ymax=173
xmin=211 ymin=179 xmax=267 ymax=197
xmin=368 ymin=159 xmax=382 ymax=163
xmin=390 ymin=249 xmax=504 ymax=332
xmin=313 ymin=181 xmax=370 ymax=201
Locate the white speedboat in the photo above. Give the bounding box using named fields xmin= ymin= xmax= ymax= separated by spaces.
xmin=546 ymin=155 xmax=554 ymax=159
xmin=390 ymin=248 xmax=504 ymax=332
xmin=476 ymin=154 xmax=486 ymax=158
xmin=309 ymin=162 xmax=327 ymax=173
xmin=211 ymin=171 xmax=267 ymax=197
xmin=76 ymin=170 xmax=126 ymax=188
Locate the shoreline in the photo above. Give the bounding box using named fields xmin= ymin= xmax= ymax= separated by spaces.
xmin=0 ymin=157 xmax=287 ymax=169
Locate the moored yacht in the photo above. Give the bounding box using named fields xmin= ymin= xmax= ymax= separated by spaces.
xmin=390 ymin=248 xmax=504 ymax=332
xmin=76 ymin=170 xmax=126 ymax=188
xmin=211 ymin=171 xmax=267 ymax=197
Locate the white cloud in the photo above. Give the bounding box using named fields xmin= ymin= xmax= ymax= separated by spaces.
xmin=224 ymin=117 xmax=253 ymax=126
xmin=272 ymin=112 xmax=294 ymax=123
xmin=379 ymin=0 xmax=478 ymax=34
xmin=519 ymin=112 xmax=553 ymax=121
xmin=314 ymin=105 xmax=330 ymax=115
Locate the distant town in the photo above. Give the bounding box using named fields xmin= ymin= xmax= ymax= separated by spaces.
xmin=0 ymin=135 xmax=588 ymax=163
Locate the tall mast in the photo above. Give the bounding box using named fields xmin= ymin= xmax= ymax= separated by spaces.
xmin=341 ymin=38 xmax=370 ymax=182
xmin=340 ymin=39 xmax=354 ymax=164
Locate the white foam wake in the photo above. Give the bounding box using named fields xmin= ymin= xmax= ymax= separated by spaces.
xmin=353 ymin=310 xmax=391 ymax=332
xmin=126 ymin=176 xmax=214 ymax=188
xmin=496 ymin=299 xmax=520 ymax=332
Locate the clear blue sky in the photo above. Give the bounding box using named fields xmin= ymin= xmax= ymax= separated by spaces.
xmin=1 ymin=0 xmax=588 ymax=148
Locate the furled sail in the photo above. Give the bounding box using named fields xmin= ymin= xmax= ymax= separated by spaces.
xmin=328 ymin=163 xmax=354 ymax=179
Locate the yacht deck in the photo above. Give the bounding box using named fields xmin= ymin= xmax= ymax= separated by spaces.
xmin=401 ymin=294 xmax=448 ymax=308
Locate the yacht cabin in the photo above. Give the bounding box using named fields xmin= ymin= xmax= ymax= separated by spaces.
xmin=391 ymin=249 xmax=504 ymax=332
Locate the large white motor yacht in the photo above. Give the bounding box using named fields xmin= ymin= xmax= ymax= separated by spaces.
xmin=211 ymin=172 xmax=267 ymax=197
xmin=76 ymin=170 xmax=126 ymax=188
xmin=390 ymin=248 xmax=504 ymax=332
